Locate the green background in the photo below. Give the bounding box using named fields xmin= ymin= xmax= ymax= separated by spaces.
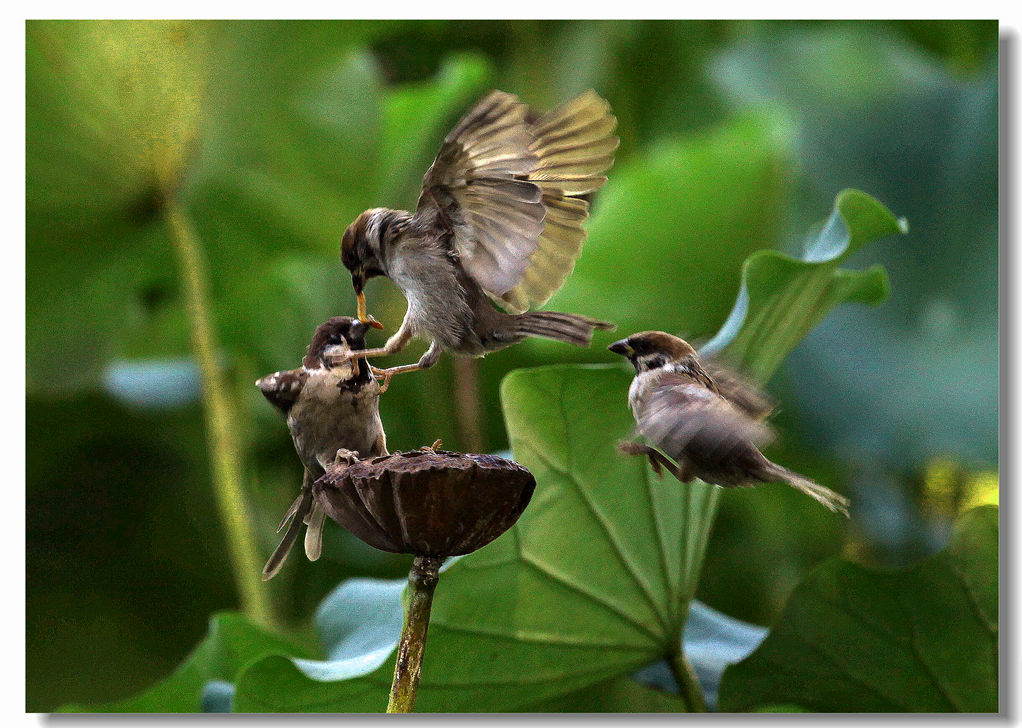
xmin=26 ymin=20 xmax=997 ymax=711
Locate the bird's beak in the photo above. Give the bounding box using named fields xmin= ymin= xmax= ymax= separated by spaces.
xmin=608 ymin=339 xmax=633 ymax=357
xmin=352 ymin=268 xmax=384 ymax=330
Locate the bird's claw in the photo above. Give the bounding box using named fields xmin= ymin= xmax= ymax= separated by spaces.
xmin=370 ymin=365 xmax=394 ymax=393
xmin=324 ymin=349 xmax=355 ymax=369
xmin=333 ymin=448 xmax=360 ymax=466
xmin=617 ymin=441 xmax=667 ymax=479
xmin=420 ymin=439 xmax=443 ymax=453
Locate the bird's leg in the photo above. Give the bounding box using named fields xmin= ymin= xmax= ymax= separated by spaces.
xmin=370 ymin=341 xmax=442 ymax=392
xmin=617 ymin=441 xmax=686 ymax=482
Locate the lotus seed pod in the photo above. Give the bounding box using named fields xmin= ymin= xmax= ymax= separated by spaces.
xmin=312 ymin=449 xmax=535 ymax=557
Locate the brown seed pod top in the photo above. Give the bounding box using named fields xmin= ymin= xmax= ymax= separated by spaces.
xmin=312 ymin=449 xmax=535 ymax=557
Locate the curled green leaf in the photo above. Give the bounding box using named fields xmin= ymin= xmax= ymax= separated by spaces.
xmin=702 ymin=188 xmax=907 ymax=382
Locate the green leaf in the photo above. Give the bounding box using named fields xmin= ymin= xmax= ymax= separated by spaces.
xmin=713 ymin=26 xmax=996 ymax=465
xmin=27 ymin=20 xmax=209 ymax=219
xmin=61 ymin=612 xmax=313 ymax=712
xmin=718 ymin=506 xmax=998 ymax=712
xmin=518 ymin=675 xmax=688 ymax=712
xmin=232 ymin=562 xmax=762 ymax=712
xmin=702 ymin=188 xmax=907 ymax=382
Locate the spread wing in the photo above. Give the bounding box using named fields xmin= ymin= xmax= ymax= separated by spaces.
xmin=415 ymin=89 xmax=617 ymax=310
xmin=500 ymin=90 xmax=618 ymax=313
xmin=416 ymin=90 xmax=546 ymax=297
xmin=635 ymin=372 xmax=774 ymax=465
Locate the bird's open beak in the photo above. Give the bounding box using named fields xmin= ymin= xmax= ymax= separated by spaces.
xmin=608 ymin=339 xmax=633 ymax=357
xmin=352 ymin=268 xmax=384 ymax=330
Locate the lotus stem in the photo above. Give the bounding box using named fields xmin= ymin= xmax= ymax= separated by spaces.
xmin=165 ymin=199 xmax=276 ymax=628
xmin=387 ymin=555 xmax=442 ymax=712
xmin=669 ymin=649 xmax=708 ymax=712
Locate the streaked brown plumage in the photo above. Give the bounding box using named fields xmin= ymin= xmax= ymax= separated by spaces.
xmin=256 ymin=317 xmax=388 ymax=580
xmin=337 ymin=89 xmax=618 ymax=384
xmin=609 ymin=331 xmax=850 ymax=516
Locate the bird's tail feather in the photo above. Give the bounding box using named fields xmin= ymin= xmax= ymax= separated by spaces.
xmin=512 ymin=311 xmax=615 ymax=347
xmin=263 ymin=490 xmax=314 ymax=580
xmin=304 ymin=504 xmax=326 ymax=562
xmin=765 ymin=463 xmax=850 ymax=517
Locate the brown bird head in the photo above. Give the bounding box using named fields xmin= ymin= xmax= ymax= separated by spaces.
xmin=341 ymin=208 xmax=410 ymax=326
xmin=304 ymin=316 xmax=370 ymax=370
xmin=608 ymin=331 xmax=699 ymax=373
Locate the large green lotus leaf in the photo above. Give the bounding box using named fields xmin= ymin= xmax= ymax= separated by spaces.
xmin=518 ymin=675 xmax=688 ymax=712
xmin=230 ymin=544 xmax=762 ymax=712
xmin=62 ymin=612 xmax=313 ymax=713
xmin=27 ymin=20 xmax=208 ymax=220
xmin=718 ymin=506 xmax=998 ymax=712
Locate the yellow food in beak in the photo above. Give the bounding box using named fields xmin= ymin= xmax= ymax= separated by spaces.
xmin=356 ymin=290 xmax=384 ymax=330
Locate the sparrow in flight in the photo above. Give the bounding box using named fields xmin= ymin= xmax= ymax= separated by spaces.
xmin=609 ymin=331 xmax=850 ymax=516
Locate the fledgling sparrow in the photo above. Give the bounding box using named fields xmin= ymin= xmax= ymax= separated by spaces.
xmin=256 ymin=316 xmax=388 ymax=579
xmin=338 ymin=89 xmax=618 ymax=385
xmin=609 ymin=331 xmax=850 ymax=516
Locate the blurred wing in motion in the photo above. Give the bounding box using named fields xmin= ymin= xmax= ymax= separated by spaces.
xmin=701 ymin=358 xmax=776 ymax=421
xmin=416 ymin=89 xmax=618 ymax=311
xmin=635 ymin=372 xmax=774 ymax=465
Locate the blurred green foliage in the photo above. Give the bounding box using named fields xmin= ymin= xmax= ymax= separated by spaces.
xmin=26 ymin=20 xmax=997 ymax=711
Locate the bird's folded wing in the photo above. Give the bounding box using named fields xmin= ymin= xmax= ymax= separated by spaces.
xmin=256 ymin=368 xmax=308 ymax=415
xmin=636 ymin=376 xmax=774 ymax=464
xmin=499 ymin=90 xmax=618 ymax=313
xmin=415 ymin=90 xmax=546 ymax=298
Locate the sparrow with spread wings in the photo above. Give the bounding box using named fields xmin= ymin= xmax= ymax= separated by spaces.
xmin=256 ymin=316 xmax=388 ymax=580
xmin=337 ymin=89 xmax=618 ymax=386
xmin=609 ymin=331 xmax=850 ymax=516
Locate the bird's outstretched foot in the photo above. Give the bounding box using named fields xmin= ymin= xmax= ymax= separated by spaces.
xmin=616 ymin=441 xmax=686 ymax=482
xmin=419 ymin=439 xmax=443 ymax=453
xmin=369 ymin=362 xmax=425 ymax=392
